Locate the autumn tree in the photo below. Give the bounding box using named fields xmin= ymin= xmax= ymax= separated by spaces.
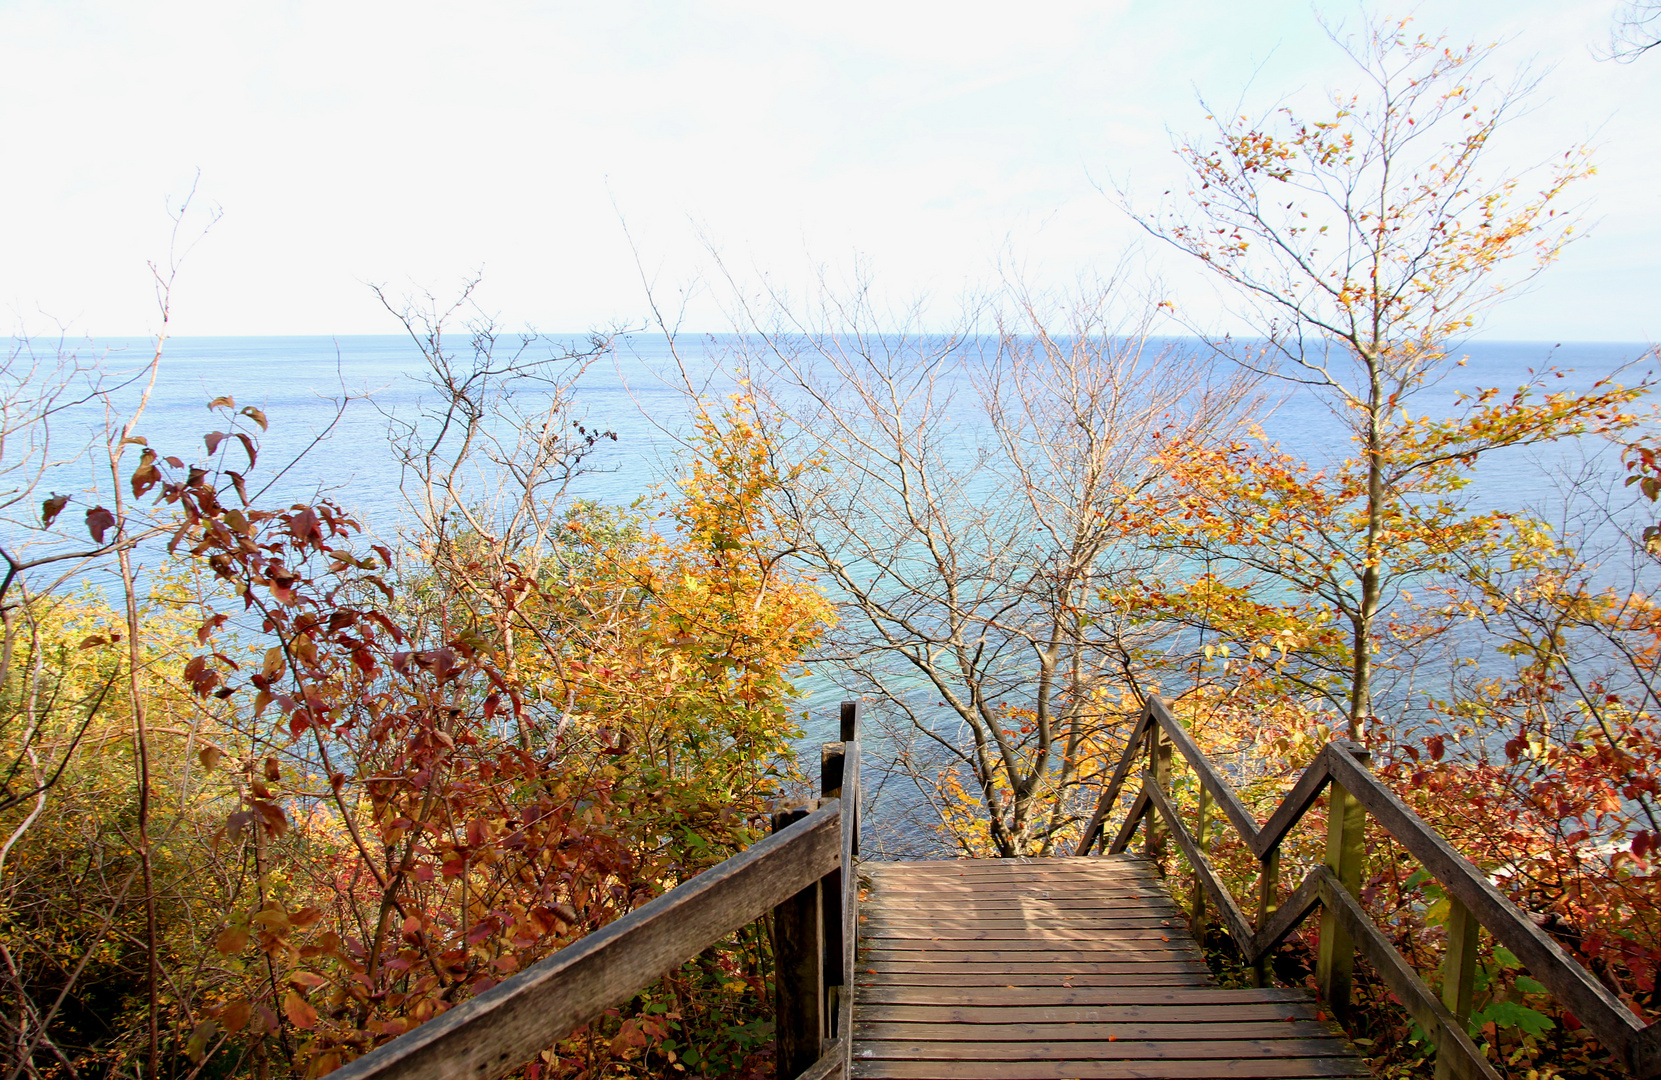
xmin=1129 ymin=16 xmax=1641 ymax=738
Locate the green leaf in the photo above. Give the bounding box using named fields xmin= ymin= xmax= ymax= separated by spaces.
xmin=1515 ymin=976 xmax=1547 ymax=995
xmin=1470 ymin=1000 xmax=1553 ymax=1037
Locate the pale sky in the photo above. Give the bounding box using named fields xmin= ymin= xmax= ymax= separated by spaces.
xmin=1 ymin=0 xmax=1657 ymax=340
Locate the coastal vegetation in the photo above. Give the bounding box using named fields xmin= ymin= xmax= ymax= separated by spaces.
xmin=3 ymin=13 xmax=1660 ymax=1080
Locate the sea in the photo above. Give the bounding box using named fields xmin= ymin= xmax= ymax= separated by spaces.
xmin=7 ymin=332 xmax=1656 ymax=854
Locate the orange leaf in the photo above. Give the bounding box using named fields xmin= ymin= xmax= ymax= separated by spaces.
xmin=217 ymin=999 xmax=252 ymax=1033
xmin=283 ymin=991 xmax=319 ymax=1030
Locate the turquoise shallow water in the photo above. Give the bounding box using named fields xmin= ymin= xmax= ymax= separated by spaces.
xmin=7 ymin=332 xmax=1655 ymax=853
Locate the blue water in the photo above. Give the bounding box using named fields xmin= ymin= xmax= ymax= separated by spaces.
xmin=25 ymin=333 xmax=1649 ymax=528
xmin=8 ymin=332 xmax=1656 ymax=853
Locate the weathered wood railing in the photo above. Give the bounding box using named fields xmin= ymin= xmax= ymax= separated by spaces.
xmin=331 ymin=702 xmax=861 ymax=1080
xmin=1076 ymin=696 xmax=1661 ymax=1080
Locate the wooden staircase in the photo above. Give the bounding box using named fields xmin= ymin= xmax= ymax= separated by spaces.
xmin=850 ymin=855 xmax=1365 ymax=1080
xmin=325 ymin=701 xmax=1661 ymax=1080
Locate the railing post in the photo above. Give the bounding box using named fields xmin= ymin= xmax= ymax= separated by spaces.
xmin=771 ymin=803 xmax=823 ymax=1079
xmin=1252 ymin=846 xmax=1281 ymax=987
xmin=819 ymin=737 xmax=847 ymax=1044
xmin=841 ymin=701 xmax=860 ymax=859
xmin=838 ymin=701 xmax=860 ymax=1077
xmin=1190 ymin=784 xmax=1210 ymax=943
xmin=1434 ymin=896 xmax=1479 ymax=1080
xmin=1316 ymin=744 xmax=1369 ymax=1022
xmin=1144 ymin=723 xmax=1171 ymax=867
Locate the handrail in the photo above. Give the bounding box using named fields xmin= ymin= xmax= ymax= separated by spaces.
xmin=1078 ymin=697 xmax=1661 ymax=1079
xmin=331 ymin=702 xmax=862 ymax=1080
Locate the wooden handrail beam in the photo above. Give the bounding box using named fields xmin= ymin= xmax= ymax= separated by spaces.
xmin=330 ymin=801 xmax=843 ymax=1080
xmin=1253 ymin=748 xmax=1334 ymax=858
xmin=1093 ymin=697 xmax=1661 ymax=1077
xmin=1250 ymin=865 xmax=1322 ymax=960
xmin=1143 ymin=779 xmax=1257 ymax=948
xmin=1145 ymin=697 xmax=1264 ymax=849
xmin=1075 ymin=708 xmax=1152 ymax=855
xmin=1314 ymin=867 xmax=1501 ymax=1080
xmin=1320 ymin=742 xmax=1652 ymax=1073
xmin=1106 ymin=788 xmax=1152 ymax=856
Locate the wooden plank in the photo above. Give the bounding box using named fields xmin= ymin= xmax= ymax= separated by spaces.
xmin=861 ymin=955 xmax=1205 ymax=970
xmin=1253 ymin=846 xmax=1281 ymax=987
xmin=864 ymin=898 xmax=1183 ymax=913
xmin=859 ymin=969 xmax=1208 ymax=984
xmin=868 ymin=856 xmax=1144 ymax=867
xmin=861 ymin=925 xmax=1186 ymax=938
xmin=1436 ymin=896 xmax=1480 ymax=1080
xmin=861 ymin=857 xmax=1157 ymax=877
xmin=821 ymin=741 xmax=847 ymax=1012
xmin=863 ymin=923 xmax=1189 ymax=937
xmin=861 ymin=914 xmax=1184 ymax=927
xmin=856 ymin=987 xmax=1314 ymax=1007
xmin=861 ymin=924 xmax=1185 ymax=937
xmin=867 ymin=881 xmax=1172 ymax=895
xmin=328 ymin=801 xmax=842 ymax=1080
xmin=854 ymin=1002 xmax=1322 ymax=1024
xmin=867 ymin=885 xmax=1173 ymax=899
xmin=865 ymin=877 xmax=1160 ymax=889
xmin=852 ymin=1037 xmax=1355 ymax=1061
xmin=838 ymin=713 xmax=860 ymax=1077
xmin=867 ymin=857 xmax=1152 ymax=872
xmin=1248 ymin=863 xmax=1322 ymax=964
xmin=849 ymin=1057 xmax=1369 ymax=1078
xmin=863 ymin=942 xmax=1201 ymax=957
xmin=859 ymin=964 xmax=1208 ymax=978
xmin=859 ymin=964 xmax=1207 ymax=977
xmin=865 ymin=897 xmax=1182 ymax=911
xmin=1316 ymin=760 xmax=1368 ymax=1022
xmin=1147 ymin=726 xmax=1172 ymax=861
xmin=854 ymin=1020 xmax=1341 ymax=1041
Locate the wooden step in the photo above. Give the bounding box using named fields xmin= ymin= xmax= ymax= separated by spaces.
xmin=850 ymin=856 xmax=1363 ymax=1080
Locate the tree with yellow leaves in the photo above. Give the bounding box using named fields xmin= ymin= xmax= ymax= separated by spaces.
xmin=1129 ymin=16 xmax=1643 ymax=738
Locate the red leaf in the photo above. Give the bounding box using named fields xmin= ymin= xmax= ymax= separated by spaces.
xmin=41 ymin=493 xmax=68 ymax=528
xmin=85 ymin=506 xmax=116 ymax=545
xmin=131 ymin=448 xmax=161 ymax=498
xmin=289 ymin=508 xmax=320 ymax=543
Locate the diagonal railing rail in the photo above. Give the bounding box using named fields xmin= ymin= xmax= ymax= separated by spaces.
xmin=329 ymin=703 xmax=861 ymax=1080
xmin=1076 ymin=696 xmax=1661 ymax=1080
